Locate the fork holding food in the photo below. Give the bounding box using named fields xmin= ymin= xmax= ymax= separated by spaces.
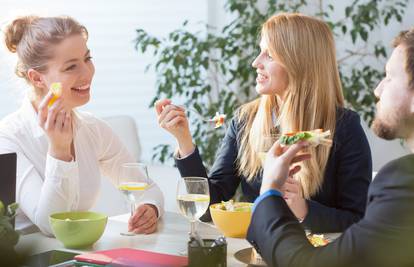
xmin=155 ymin=99 xmax=226 ymax=158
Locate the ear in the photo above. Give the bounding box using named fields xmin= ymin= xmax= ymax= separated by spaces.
xmin=27 ymin=69 xmax=47 ymax=90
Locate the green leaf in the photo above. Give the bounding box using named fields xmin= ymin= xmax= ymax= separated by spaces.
xmin=360 ymin=29 xmax=368 ymax=41
xmin=345 ymin=6 xmax=352 ymax=17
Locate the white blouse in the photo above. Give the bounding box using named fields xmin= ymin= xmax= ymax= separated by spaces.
xmin=0 ymin=97 xmax=164 ymax=235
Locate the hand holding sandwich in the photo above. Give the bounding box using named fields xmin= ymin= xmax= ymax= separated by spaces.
xmin=260 ymin=140 xmax=310 ymax=194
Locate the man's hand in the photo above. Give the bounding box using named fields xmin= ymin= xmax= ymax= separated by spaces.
xmin=260 ymin=140 xmax=310 ymax=194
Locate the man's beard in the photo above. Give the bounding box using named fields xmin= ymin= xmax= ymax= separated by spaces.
xmin=371 ymin=104 xmax=410 ymax=140
xmin=371 ymin=117 xmax=398 ymax=140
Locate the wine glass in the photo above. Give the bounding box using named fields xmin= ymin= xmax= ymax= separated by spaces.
xmin=176 ymin=177 xmax=210 ymax=250
xmin=118 ymin=162 xmax=150 ymax=236
xmin=254 ymin=134 xmax=280 ymax=165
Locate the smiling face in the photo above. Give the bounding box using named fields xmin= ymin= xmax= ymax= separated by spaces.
xmin=34 ymin=34 xmax=95 ymax=110
xmin=251 ymin=38 xmax=289 ymax=98
xmin=372 ymin=45 xmax=414 ymax=140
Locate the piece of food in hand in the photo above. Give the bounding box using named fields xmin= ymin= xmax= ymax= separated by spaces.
xmin=279 ymin=129 xmax=331 ymax=146
xmin=212 ymin=112 xmax=226 ymax=128
xmin=48 ymin=82 xmax=63 ymax=107
xmin=307 ymin=233 xmax=330 ymax=247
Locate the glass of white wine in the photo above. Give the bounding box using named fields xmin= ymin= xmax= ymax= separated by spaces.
xmin=255 ymin=133 xmax=280 ymax=166
xmin=118 ymin=162 xmax=150 ymax=236
xmin=176 ymin=177 xmax=210 ymax=242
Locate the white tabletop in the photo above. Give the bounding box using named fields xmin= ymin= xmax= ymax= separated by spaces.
xmin=17 ymin=211 xmax=252 ymax=266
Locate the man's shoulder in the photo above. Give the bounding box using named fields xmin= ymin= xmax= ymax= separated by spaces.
xmin=372 ymin=154 xmax=414 ymax=189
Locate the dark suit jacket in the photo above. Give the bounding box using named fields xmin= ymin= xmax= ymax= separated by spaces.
xmin=247 ymin=154 xmax=414 ymax=267
xmin=176 ymin=108 xmax=372 ymax=232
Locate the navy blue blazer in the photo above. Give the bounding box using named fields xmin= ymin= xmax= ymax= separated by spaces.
xmin=247 ymin=154 xmax=414 ymax=267
xmin=175 ymin=108 xmax=372 ymax=233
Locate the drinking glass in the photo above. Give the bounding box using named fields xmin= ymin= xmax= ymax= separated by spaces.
xmin=254 ymin=134 xmax=280 ymax=165
xmin=176 ymin=177 xmax=210 ymax=246
xmin=118 ymin=162 xmax=150 ymax=236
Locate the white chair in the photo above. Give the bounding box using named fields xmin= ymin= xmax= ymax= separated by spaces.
xmin=102 ymin=115 xmax=142 ymax=161
xmin=91 ymin=115 xmax=140 ymax=216
xmin=92 ymin=115 xmax=180 ymax=216
xmin=146 ymin=164 xmax=180 ymax=213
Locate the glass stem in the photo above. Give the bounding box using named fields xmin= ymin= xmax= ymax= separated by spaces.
xmin=190 ymin=220 xmax=196 ymax=237
xmin=130 ymin=202 xmax=135 ymax=217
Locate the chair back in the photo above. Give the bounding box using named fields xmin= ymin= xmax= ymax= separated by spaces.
xmin=103 ymin=115 xmax=142 ymax=161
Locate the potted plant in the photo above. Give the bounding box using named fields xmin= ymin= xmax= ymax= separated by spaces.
xmin=0 ymin=200 xmax=21 ymax=266
xmin=135 ymin=0 xmax=409 ymax=167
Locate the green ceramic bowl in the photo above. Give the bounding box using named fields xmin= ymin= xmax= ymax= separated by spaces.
xmin=49 ymin=211 xmax=107 ymax=248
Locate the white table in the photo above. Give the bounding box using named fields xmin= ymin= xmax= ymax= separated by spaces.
xmin=17 ymin=212 xmax=342 ymax=266
xmin=17 ymin=212 xmax=252 ymax=266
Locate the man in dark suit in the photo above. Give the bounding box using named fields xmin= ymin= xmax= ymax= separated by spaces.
xmin=247 ymin=29 xmax=414 ymax=267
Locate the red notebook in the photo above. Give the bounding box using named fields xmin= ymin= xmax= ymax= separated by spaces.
xmin=74 ymin=248 xmax=188 ymax=267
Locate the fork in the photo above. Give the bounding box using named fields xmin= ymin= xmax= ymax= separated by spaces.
xmin=171 ymin=104 xmax=217 ymax=123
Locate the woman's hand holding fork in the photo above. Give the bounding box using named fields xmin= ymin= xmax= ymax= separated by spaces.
xmin=155 ymin=99 xmax=195 ymax=157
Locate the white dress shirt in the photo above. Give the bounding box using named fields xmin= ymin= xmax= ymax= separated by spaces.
xmin=0 ymin=97 xmax=164 ymax=235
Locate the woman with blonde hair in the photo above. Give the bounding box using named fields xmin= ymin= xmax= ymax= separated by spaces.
xmin=1 ymin=15 xmax=164 ymax=235
xmin=156 ymin=13 xmax=372 ymax=232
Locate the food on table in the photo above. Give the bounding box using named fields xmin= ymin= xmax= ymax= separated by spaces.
xmin=250 ymin=247 xmax=266 ymax=265
xmin=48 ymin=82 xmax=62 ymax=107
xmin=307 ymin=233 xmax=330 ymax=247
xmin=215 ymin=200 xmax=253 ymax=212
xmin=210 ymin=201 xmax=252 ymax=237
xmin=279 ymin=129 xmax=332 ymax=147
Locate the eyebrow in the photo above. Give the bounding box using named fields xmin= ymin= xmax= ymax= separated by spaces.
xmin=63 ymin=49 xmax=90 ymax=64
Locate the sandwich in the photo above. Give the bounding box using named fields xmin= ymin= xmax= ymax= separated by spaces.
xmin=279 ymin=129 xmax=332 ymax=146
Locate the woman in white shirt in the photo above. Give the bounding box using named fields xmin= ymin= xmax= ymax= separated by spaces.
xmin=0 ymin=15 xmax=164 ymax=235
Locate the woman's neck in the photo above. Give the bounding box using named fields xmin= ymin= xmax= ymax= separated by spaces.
xmin=276 ymin=94 xmax=284 ymax=106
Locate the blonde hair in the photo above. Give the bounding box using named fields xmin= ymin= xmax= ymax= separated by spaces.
xmin=4 ymin=15 xmax=88 ymax=82
xmin=237 ymin=13 xmax=344 ymax=199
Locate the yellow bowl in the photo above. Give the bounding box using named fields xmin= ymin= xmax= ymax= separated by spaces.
xmin=209 ymin=202 xmax=252 ymax=238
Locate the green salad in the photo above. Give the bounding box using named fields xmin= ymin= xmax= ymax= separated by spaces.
xmin=215 ymin=200 xmax=253 ymax=212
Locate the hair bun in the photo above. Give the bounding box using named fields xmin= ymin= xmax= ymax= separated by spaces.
xmin=4 ymin=16 xmax=37 ymax=53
